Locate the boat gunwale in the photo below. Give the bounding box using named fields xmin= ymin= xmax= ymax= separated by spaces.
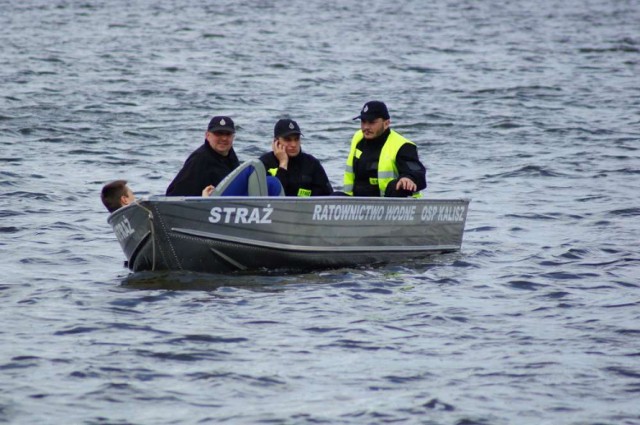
xmin=146 ymin=195 xmax=472 ymax=204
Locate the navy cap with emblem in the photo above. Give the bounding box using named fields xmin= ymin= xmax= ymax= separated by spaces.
xmin=274 ymin=119 xmax=303 ymax=138
xmin=352 ymin=101 xmax=390 ymax=121
xmin=207 ymin=116 xmax=235 ymax=133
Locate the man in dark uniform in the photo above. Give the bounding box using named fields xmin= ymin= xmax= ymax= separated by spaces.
xmin=259 ymin=119 xmax=333 ymax=197
xmin=343 ymin=101 xmax=426 ymax=197
xmin=166 ymin=116 xmax=240 ymax=196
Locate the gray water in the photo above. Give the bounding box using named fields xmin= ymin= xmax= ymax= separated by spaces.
xmin=1 ymin=0 xmax=639 ymax=424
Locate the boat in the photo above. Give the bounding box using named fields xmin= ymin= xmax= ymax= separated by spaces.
xmin=107 ymin=161 xmax=470 ymax=274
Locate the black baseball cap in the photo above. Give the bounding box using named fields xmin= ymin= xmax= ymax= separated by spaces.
xmin=207 ymin=116 xmax=235 ymax=133
xmin=274 ymin=119 xmax=302 ymax=138
xmin=353 ymin=100 xmax=390 ymax=121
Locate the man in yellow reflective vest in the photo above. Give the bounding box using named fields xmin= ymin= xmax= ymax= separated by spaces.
xmin=343 ymin=101 xmax=426 ymax=197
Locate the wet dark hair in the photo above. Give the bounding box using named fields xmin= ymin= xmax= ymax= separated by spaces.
xmin=101 ymin=180 xmax=129 ymax=212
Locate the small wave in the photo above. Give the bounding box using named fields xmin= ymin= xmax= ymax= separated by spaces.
xmin=107 ymin=101 xmax=139 ymax=107
xmin=576 ymin=195 xmax=608 ymax=202
xmin=69 ymin=370 xmax=102 ymax=379
xmin=35 ymin=137 xmax=66 ymax=143
xmin=473 ymin=85 xmax=561 ymax=96
xmin=486 ymin=165 xmax=566 ymax=178
xmin=54 ymin=326 xmax=101 ymax=336
xmin=133 ymin=349 xmax=228 ymax=362
xmin=432 ymin=277 xmax=460 ymax=285
xmin=451 ymin=260 xmax=479 ymax=268
xmin=404 ymin=66 xmax=440 ymax=74
xmin=0 ymin=227 xmax=21 ymax=233
xmin=544 ymin=126 xmax=615 ymax=136
xmin=302 ymin=326 xmax=341 ymax=334
xmin=604 ymin=366 xmax=640 ymax=379
xmin=600 ymin=167 xmax=640 ymax=175
xmin=68 ymin=149 xmax=109 ymax=155
xmin=615 ymin=329 xmax=640 ymax=336
xmin=19 ymin=257 xmax=57 ymax=265
xmin=422 ymin=398 xmax=455 ymax=412
xmin=331 ymin=281 xmax=362 ymax=288
xmin=350 ymin=287 xmax=394 ymax=295
xmin=203 ymin=33 xmax=224 ymax=39
xmin=609 ymin=207 xmax=640 ymax=217
xmin=122 ymin=130 xmax=161 ymax=139
xmin=467 ymin=226 xmax=497 ymax=232
xmin=326 ymin=339 xmax=389 ymax=351
xmin=541 ymin=271 xmax=584 ymax=280
xmin=603 ymin=302 xmax=640 ymax=309
xmin=168 ymin=335 xmax=248 ymax=344
xmin=109 ymin=291 xmax=179 ymax=306
xmin=616 ymin=280 xmax=639 ymax=289
xmin=245 ymin=320 xmax=282 ymax=325
xmin=559 ymin=248 xmax=590 ymax=260
xmin=489 ymin=119 xmax=525 ymax=129
xmin=541 ymin=291 xmax=570 ymax=299
xmin=11 ymin=355 xmax=41 ymax=362
xmin=188 ymin=371 xmax=285 ymax=387
xmin=508 ymin=280 xmax=547 ymax=290
xmin=96 ymin=158 xmax=139 ymax=166
xmin=0 ymin=356 xmax=41 ymax=371
xmin=505 ymin=213 xmax=559 ymax=220
xmin=579 ymin=45 xmax=640 ymax=53
xmin=539 ymin=260 xmax=572 ymax=266
xmin=594 ymin=219 xmax=611 ymax=225
xmin=0 ymin=171 xmax=19 ymax=179
xmin=5 ymin=191 xmax=52 ymax=201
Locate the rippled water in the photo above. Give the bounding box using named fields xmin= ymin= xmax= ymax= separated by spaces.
xmin=1 ymin=0 xmax=639 ymax=424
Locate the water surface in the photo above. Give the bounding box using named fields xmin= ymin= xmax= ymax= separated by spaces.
xmin=1 ymin=0 xmax=639 ymax=424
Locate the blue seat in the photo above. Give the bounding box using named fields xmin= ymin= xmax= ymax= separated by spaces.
xmin=212 ymin=160 xmax=284 ymax=197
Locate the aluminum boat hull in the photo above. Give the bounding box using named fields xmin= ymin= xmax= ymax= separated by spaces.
xmin=108 ymin=196 xmax=470 ymax=273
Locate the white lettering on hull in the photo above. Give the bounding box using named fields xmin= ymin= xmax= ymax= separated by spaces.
xmin=384 ymin=205 xmax=416 ymax=221
xmin=310 ymin=204 xmax=466 ymax=223
xmin=208 ymin=206 xmax=273 ymax=224
xmin=204 ymin=203 xmax=465 ymax=225
xmin=312 ymin=204 xmax=386 ymax=221
xmin=114 ymin=217 xmax=135 ymax=242
xmin=420 ymin=205 xmax=466 ymax=222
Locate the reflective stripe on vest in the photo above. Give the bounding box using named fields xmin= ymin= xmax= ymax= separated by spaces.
xmin=344 ymin=130 xmax=419 ymax=197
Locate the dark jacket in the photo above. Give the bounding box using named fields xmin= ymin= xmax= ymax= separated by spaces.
xmin=352 ymin=128 xmax=427 ymax=197
xmin=166 ymin=141 xmax=240 ymax=196
xmin=259 ymin=151 xmax=333 ymax=196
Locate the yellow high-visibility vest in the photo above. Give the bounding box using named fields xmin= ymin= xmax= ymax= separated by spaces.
xmin=343 ymin=130 xmax=420 ymax=197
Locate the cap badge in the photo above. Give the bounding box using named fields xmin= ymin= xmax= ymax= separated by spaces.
xmin=220 ymin=119 xmax=226 ymax=125
xmin=289 ymin=122 xmax=294 ymax=129
xmin=363 ymin=105 xmax=369 ymax=112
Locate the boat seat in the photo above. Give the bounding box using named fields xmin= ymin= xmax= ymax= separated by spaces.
xmin=211 ymin=160 xmax=284 ymax=197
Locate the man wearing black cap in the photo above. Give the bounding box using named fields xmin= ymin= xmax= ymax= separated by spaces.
xmin=344 ymin=101 xmax=426 ymax=197
xmin=259 ymin=119 xmax=333 ymax=196
xmin=166 ymin=116 xmax=240 ymax=196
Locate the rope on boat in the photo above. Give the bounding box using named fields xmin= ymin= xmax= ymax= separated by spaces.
xmin=133 ymin=201 xmax=157 ymax=271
